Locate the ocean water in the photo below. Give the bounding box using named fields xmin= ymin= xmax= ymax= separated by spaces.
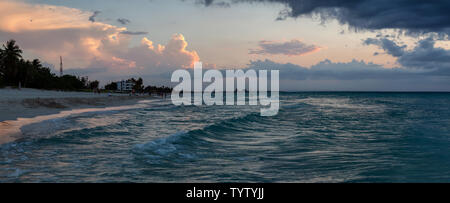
xmin=1 ymin=92 xmax=450 ymax=182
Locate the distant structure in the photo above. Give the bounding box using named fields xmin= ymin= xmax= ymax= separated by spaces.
xmin=116 ymin=79 xmax=135 ymax=92
xmin=59 ymin=56 xmax=63 ymax=77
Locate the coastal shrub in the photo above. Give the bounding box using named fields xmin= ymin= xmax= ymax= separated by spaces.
xmin=105 ymin=82 xmax=117 ymax=91
xmin=144 ymin=85 xmax=172 ymax=93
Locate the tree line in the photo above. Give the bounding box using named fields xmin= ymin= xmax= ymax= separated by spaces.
xmin=104 ymin=78 xmax=172 ymax=94
xmin=0 ymin=39 xmax=99 ymax=90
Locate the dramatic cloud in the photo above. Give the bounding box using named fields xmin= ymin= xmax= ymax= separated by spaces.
xmin=193 ymin=0 xmax=450 ymax=84
xmin=249 ymin=39 xmax=321 ymax=56
xmin=196 ymin=0 xmax=450 ymax=35
xmin=117 ymin=18 xmax=131 ymax=25
xmin=364 ymin=38 xmax=406 ymax=57
xmin=364 ymin=37 xmax=450 ymax=74
xmin=0 ymin=1 xmax=129 ymax=68
xmin=126 ymin=34 xmax=200 ymax=70
xmin=88 ymin=10 xmax=101 ymax=22
xmin=0 ymin=1 xmax=202 ymax=81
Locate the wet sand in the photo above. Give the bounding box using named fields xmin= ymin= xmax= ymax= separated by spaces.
xmin=0 ymin=88 xmax=154 ymax=144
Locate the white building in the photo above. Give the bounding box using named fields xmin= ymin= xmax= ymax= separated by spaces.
xmin=116 ymin=80 xmax=135 ymax=92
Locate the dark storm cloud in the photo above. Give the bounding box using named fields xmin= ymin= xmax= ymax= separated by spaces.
xmin=117 ymin=18 xmax=131 ymax=25
xmin=88 ymin=10 xmax=101 ymax=22
xmin=364 ymin=37 xmax=406 ymax=57
xmin=192 ymin=0 xmax=450 ymax=75
xmin=364 ymin=37 xmax=450 ymax=73
xmin=195 ymin=0 xmax=450 ymax=34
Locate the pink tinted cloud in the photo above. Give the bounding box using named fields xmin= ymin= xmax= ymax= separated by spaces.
xmin=128 ymin=34 xmax=200 ymax=69
xmin=0 ymin=0 xmax=202 ymax=74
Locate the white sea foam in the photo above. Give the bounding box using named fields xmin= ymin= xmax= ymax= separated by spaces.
xmin=0 ymin=102 xmax=149 ymax=145
xmin=296 ymin=98 xmax=383 ymax=110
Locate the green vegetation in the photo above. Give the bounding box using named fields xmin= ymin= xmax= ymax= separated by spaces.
xmin=0 ymin=39 xmax=98 ymax=91
xmin=144 ymin=85 xmax=172 ymax=94
xmin=132 ymin=77 xmax=144 ymax=93
xmin=104 ymin=82 xmax=117 ymax=91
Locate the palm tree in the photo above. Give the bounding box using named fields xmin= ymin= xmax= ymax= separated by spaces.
xmin=32 ymin=59 xmax=42 ymax=68
xmin=2 ymin=40 xmax=22 ymax=60
xmin=18 ymin=59 xmax=33 ymax=88
xmin=1 ymin=39 xmax=23 ymax=85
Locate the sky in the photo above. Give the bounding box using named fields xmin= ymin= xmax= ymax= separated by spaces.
xmin=0 ymin=0 xmax=449 ymax=91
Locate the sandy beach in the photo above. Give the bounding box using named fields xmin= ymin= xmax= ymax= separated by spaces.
xmin=0 ymin=87 xmax=153 ymax=121
xmin=0 ymin=87 xmax=154 ymax=144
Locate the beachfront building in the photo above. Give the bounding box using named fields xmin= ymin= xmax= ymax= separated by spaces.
xmin=116 ymin=80 xmax=135 ymax=92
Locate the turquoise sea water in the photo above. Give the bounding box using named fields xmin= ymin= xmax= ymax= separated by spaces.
xmin=1 ymin=92 xmax=450 ymax=182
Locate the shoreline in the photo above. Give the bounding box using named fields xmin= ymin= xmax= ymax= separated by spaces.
xmin=0 ymin=88 xmax=158 ymax=145
xmin=0 ymin=88 xmax=155 ymax=122
xmin=0 ymin=95 xmax=153 ymax=122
